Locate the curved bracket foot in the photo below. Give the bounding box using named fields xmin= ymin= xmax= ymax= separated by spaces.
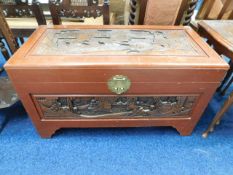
xmin=37 ymin=127 xmax=58 ymax=138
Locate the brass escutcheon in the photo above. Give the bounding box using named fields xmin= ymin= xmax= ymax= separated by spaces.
xmin=107 ymin=75 xmax=131 ymax=95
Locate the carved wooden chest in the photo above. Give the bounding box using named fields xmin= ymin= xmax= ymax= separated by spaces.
xmin=5 ymin=25 xmax=228 ymax=138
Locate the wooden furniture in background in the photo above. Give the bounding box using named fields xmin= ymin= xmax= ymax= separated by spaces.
xmin=0 ymin=8 xmax=18 ymax=61
xmin=128 ymin=0 xmax=137 ymax=25
xmin=0 ymin=0 xmax=46 ymax=39
xmin=202 ymin=89 xmax=233 ymax=138
xmin=4 ymin=25 xmax=228 ymax=138
xmin=62 ymin=0 xmax=99 ymax=6
xmin=0 ymin=0 xmax=17 ymax=4
xmin=0 ymin=76 xmax=18 ymax=133
xmin=141 ymin=0 xmax=186 ymax=25
xmin=197 ymin=0 xmax=233 ymax=20
xmin=49 ymin=0 xmax=109 ymax=25
xmin=138 ymin=0 xmax=147 ymax=25
xmin=182 ymin=0 xmax=198 ymax=26
xmin=198 ymin=20 xmax=233 ymax=95
xmin=0 ymin=8 xmax=19 ymax=132
xmin=138 ymin=0 xmax=197 ymax=25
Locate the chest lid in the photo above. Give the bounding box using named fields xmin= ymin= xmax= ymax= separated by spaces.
xmin=5 ymin=25 xmax=228 ymax=69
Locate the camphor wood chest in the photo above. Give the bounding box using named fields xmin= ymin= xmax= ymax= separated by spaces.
xmin=5 ymin=25 xmax=229 ymax=138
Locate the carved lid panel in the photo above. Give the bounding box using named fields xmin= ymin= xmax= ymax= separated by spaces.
xmin=32 ymin=29 xmax=206 ymax=56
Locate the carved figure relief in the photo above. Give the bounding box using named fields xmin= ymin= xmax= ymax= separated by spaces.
xmin=34 ymin=96 xmax=197 ymax=119
xmin=33 ymin=29 xmax=205 ymax=56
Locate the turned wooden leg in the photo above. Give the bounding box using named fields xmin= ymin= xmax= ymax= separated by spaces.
xmin=36 ymin=126 xmax=58 ymax=138
xmin=202 ymin=91 xmax=233 ymax=138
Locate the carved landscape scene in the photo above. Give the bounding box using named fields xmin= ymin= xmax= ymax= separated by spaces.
xmin=33 ymin=29 xmax=205 ymax=56
xmin=35 ymin=96 xmax=197 ymax=119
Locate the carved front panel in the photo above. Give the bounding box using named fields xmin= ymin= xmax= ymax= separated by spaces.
xmin=34 ymin=95 xmax=197 ymax=119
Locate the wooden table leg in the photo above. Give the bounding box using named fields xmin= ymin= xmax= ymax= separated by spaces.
xmin=202 ymin=90 xmax=233 ymax=138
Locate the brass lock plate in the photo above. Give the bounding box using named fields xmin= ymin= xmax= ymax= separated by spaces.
xmin=107 ymin=75 xmax=131 ymax=95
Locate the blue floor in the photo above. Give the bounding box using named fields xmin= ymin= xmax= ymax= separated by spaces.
xmin=0 ymin=53 xmax=233 ymax=175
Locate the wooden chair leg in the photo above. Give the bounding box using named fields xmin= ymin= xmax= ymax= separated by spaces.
xmin=182 ymin=0 xmax=198 ymax=26
xmin=128 ymin=0 xmax=137 ymax=25
xmin=103 ymin=0 xmax=110 ymax=25
xmin=202 ymin=90 xmax=233 ymax=138
xmin=217 ymin=62 xmax=233 ymax=93
xmin=19 ymin=37 xmax=25 ymax=45
xmin=0 ymin=39 xmax=10 ymax=60
xmin=221 ymin=75 xmax=233 ymax=96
